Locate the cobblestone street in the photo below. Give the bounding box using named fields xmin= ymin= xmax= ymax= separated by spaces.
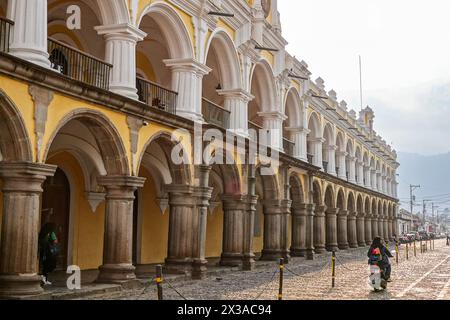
xmin=80 ymin=239 xmax=450 ymax=301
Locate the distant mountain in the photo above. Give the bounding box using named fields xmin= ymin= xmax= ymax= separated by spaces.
xmin=397 ymin=152 xmax=450 ymax=212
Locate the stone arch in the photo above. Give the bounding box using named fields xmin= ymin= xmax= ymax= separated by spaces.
xmin=248 ymin=60 xmax=278 ymax=126
xmin=43 ymin=109 xmax=130 ymax=176
xmin=97 ymin=0 xmax=130 ymax=25
xmin=324 ymin=185 xmax=335 ymax=208
xmin=256 ymin=166 xmax=280 ymax=201
xmin=203 ymin=29 xmax=242 ymax=90
xmin=0 ymin=90 xmax=33 ymax=162
xmin=137 ymin=2 xmax=194 ymax=59
xmin=336 ymin=188 xmax=346 ymax=210
xmin=322 ymin=122 xmax=334 ymax=166
xmin=307 ymin=112 xmax=322 ymax=165
xmin=364 ymin=196 xmax=371 ymax=215
xmin=289 ymin=174 xmax=305 ymax=204
xmin=137 ymin=131 xmax=192 ymax=186
xmin=312 ymin=179 xmax=323 ymax=206
xmin=284 ymin=87 xmax=302 ymax=127
xmin=357 ymin=194 xmax=364 ymax=214
xmin=347 ymin=192 xmax=356 ymax=213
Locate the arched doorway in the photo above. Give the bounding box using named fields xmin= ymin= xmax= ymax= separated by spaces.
xmin=41 ymin=168 xmax=71 ymax=270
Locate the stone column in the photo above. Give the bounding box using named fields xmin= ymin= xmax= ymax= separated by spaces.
xmin=377 ymin=171 xmax=382 ymax=192
xmin=357 ymin=160 xmax=365 ymax=186
xmin=286 ymin=128 xmax=309 ymax=162
xmin=291 ymin=203 xmax=307 ymax=257
xmin=382 ymin=174 xmax=387 ymax=194
xmin=372 ymin=216 xmax=379 ymax=238
xmin=258 ymin=111 xmax=286 ymax=152
xmin=164 ymin=58 xmax=211 ymax=121
xmin=337 ymin=209 xmax=349 ymax=250
xmin=383 ymin=218 xmax=389 ymax=242
xmin=337 ymin=151 xmax=348 ymax=180
xmin=164 ymin=185 xmax=197 ymax=273
xmin=371 ymin=169 xmax=377 ymax=191
xmin=324 ymin=145 xmax=337 ymax=176
xmin=96 ymin=175 xmax=145 ymax=284
xmin=325 ymin=207 xmax=339 ymax=252
xmin=192 ymin=165 xmax=213 ymax=279
xmin=348 ymin=156 xmax=357 ymax=183
xmin=387 ymin=218 xmax=393 ymax=241
xmin=96 ymin=24 xmax=146 ymax=99
xmin=280 ymin=200 xmax=292 ymax=262
xmin=365 ymin=215 xmax=373 ymax=245
xmin=260 ymin=200 xmax=283 ymax=261
xmin=220 ymin=195 xmax=246 ymax=267
xmin=387 ymin=178 xmax=392 ymax=196
xmin=305 ymin=204 xmax=315 ymax=260
xmin=313 ymin=205 xmax=326 ymax=253
xmin=310 ymin=138 xmax=325 ymax=169
xmin=364 ymin=165 xmax=372 ymax=189
xmin=0 ymin=162 xmax=56 ymax=298
xmin=7 ymin=0 xmax=50 ymax=68
xmin=378 ymin=216 xmax=385 ymax=240
xmin=347 ymin=211 xmax=358 ymax=248
xmin=218 ymin=89 xmax=253 ymax=134
xmin=356 ymin=212 xmax=366 ymax=247
xmin=243 ymin=194 xmax=258 ymax=270
xmin=242 ymin=165 xmax=257 ymax=270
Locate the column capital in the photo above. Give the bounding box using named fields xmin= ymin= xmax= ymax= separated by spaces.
xmin=326 ymin=207 xmax=340 ymax=215
xmin=217 ymin=89 xmax=254 ymax=102
xmin=98 ymin=175 xmax=146 ymax=200
xmin=95 ymin=23 xmax=147 ymax=42
xmin=257 ymin=111 xmax=287 ymax=121
xmin=221 ymin=194 xmax=247 ymax=211
xmin=338 ymin=209 xmax=349 ymax=217
xmin=309 ymin=137 xmax=326 ymax=144
xmin=315 ymin=205 xmax=327 ymax=215
xmin=336 ymin=151 xmax=348 ymax=157
xmin=285 ymin=126 xmax=310 ymax=135
xmin=0 ymin=162 xmax=57 ymax=192
xmin=163 ymin=58 xmax=212 ymax=76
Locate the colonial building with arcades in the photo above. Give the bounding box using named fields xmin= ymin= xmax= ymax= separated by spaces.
xmin=0 ymin=0 xmax=399 ymax=298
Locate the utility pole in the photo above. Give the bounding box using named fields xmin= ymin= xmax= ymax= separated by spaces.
xmin=432 ymin=203 xmax=439 ymax=233
xmin=423 ymin=199 xmax=431 ymax=231
xmin=410 ymin=185 xmax=420 ymax=231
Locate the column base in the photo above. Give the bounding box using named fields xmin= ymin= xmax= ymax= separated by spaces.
xmin=358 ymin=242 xmax=367 ymax=248
xmin=220 ymin=253 xmax=244 ymax=267
xmin=366 ymin=240 xmax=372 ymax=246
xmin=242 ymin=255 xmax=256 ymax=271
xmin=306 ymin=249 xmax=315 ymax=260
xmin=260 ymin=249 xmax=283 ymax=261
xmin=164 ymin=258 xmax=193 ymax=275
xmin=349 ymin=243 xmax=359 ymax=249
xmin=338 ymin=243 xmax=349 ymax=250
xmin=326 ymin=244 xmax=339 ymax=252
xmin=0 ymin=274 xmax=44 ymax=299
xmin=314 ymin=246 xmax=326 ymax=254
xmin=96 ymin=264 xmax=136 ymax=284
xmin=192 ymin=259 xmax=208 ymax=280
xmin=290 ymin=248 xmax=306 ymax=258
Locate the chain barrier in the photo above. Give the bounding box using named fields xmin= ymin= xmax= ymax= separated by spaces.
xmin=254 ymin=268 xmax=279 ymax=300
xmin=284 ymin=259 xmax=331 ymax=279
xmin=162 ymin=273 xmax=189 ymax=300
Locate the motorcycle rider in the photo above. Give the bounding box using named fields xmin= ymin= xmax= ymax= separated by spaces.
xmin=368 ymin=237 xmax=394 ymax=282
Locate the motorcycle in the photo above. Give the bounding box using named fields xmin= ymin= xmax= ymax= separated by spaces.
xmin=368 ymin=263 xmax=388 ymax=292
xmin=368 ymin=248 xmax=389 ymax=292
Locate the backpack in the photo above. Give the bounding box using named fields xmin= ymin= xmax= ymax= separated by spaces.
xmin=368 ymin=247 xmax=382 ymax=265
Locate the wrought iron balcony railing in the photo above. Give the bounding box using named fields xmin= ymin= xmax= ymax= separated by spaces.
xmin=48 ymin=38 xmax=112 ymax=90
xmin=137 ymin=77 xmax=178 ymax=114
xmin=202 ymin=98 xmax=230 ymax=129
xmin=283 ymin=138 xmax=295 ymax=157
xmin=0 ymin=17 xmax=13 ymax=53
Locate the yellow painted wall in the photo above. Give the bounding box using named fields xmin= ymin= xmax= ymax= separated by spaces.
xmin=138 ymin=167 xmax=169 ymax=264
xmin=46 ymin=152 xmax=105 ymax=270
xmin=206 ymin=204 xmax=223 ymax=258
xmin=253 ymin=204 xmax=264 ymax=254
xmin=0 ymin=76 xmax=37 ymax=161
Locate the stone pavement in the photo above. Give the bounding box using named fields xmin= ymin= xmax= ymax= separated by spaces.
xmin=75 ymin=239 xmax=450 ymax=300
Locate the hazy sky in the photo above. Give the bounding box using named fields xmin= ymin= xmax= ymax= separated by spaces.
xmin=278 ymin=0 xmax=450 ymax=156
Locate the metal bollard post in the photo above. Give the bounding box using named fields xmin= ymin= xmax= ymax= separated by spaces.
xmin=420 ymin=239 xmax=423 ymax=254
xmin=414 ymin=240 xmax=417 ymax=257
xmin=395 ymin=244 xmax=399 ymax=265
xmin=278 ymin=259 xmax=284 ymax=301
xmin=331 ymin=251 xmax=336 ymax=288
xmin=433 ymin=239 xmax=435 ymax=250
xmin=156 ymin=265 xmax=163 ymax=301
xmin=406 ymin=243 xmax=409 ymax=260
